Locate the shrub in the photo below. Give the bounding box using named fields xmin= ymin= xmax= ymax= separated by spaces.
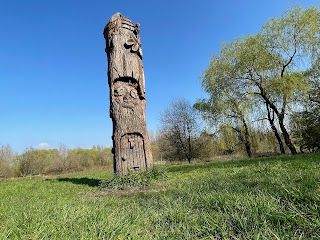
xmin=99 ymin=166 xmax=167 ymax=190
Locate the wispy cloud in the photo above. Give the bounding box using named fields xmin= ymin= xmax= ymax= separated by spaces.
xmin=33 ymin=142 xmax=50 ymax=149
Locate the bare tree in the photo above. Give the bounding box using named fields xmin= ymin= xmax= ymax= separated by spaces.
xmin=159 ymin=98 xmax=203 ymax=163
xmin=0 ymin=145 xmax=14 ymax=178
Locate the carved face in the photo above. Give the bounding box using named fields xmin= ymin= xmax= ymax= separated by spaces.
xmin=114 ymin=82 xmax=139 ymax=108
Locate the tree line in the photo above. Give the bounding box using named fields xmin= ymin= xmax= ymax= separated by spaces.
xmin=0 ymin=144 xmax=112 ymax=178
xmin=154 ymin=6 xmax=320 ymax=162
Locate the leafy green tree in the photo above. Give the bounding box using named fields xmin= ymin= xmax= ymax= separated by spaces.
xmin=195 ymin=73 xmax=255 ymax=157
xmin=91 ymin=145 xmax=113 ymax=167
xmin=16 ymin=148 xmax=36 ymax=177
xmin=16 ymin=148 xmax=54 ymax=176
xmin=217 ymin=125 xmax=239 ymax=155
xmin=291 ymin=57 xmax=320 ymax=152
xmin=290 ymin=109 xmax=320 ymax=152
xmin=67 ymin=147 xmax=112 ymax=169
xmin=307 ymin=57 xmax=320 ymax=105
xmin=198 ymin=6 xmax=320 ymax=155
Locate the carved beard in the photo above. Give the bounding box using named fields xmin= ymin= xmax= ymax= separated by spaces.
xmin=113 ymin=81 xmax=139 ymax=109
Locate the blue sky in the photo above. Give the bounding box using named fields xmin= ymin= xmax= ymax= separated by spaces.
xmin=0 ymin=0 xmax=319 ymax=152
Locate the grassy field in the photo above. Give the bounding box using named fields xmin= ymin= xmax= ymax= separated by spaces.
xmin=0 ymin=153 xmax=319 ymax=239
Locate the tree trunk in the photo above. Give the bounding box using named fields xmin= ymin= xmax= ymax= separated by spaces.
xmin=242 ymin=117 xmax=252 ymax=158
xmin=187 ymin=130 xmax=192 ymax=163
xmin=259 ymin=89 xmax=296 ymax=155
xmin=278 ymin=114 xmax=298 ymax=155
xmin=270 ymin=122 xmax=286 ymax=154
xmin=104 ymin=13 xmax=153 ymax=175
xmin=233 ymin=114 xmax=252 ymax=158
xmin=266 ymin=103 xmax=285 ymax=154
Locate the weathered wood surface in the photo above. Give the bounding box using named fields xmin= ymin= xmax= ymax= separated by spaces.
xmin=104 ymin=13 xmax=153 ymax=175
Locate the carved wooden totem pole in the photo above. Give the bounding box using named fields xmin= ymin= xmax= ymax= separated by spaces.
xmin=103 ymin=13 xmax=153 ymax=175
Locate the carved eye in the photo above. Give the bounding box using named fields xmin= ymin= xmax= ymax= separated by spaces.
xmin=126 ymin=38 xmax=135 ymax=46
xmin=130 ymin=89 xmax=138 ymax=99
xmin=114 ymin=87 xmax=125 ymax=96
xmin=131 ymin=44 xmax=139 ymax=52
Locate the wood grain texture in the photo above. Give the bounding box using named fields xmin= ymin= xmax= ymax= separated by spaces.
xmin=104 ymin=13 xmax=153 ymax=175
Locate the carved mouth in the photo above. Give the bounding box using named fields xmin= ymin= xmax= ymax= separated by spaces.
xmin=122 ymin=102 xmax=135 ymax=109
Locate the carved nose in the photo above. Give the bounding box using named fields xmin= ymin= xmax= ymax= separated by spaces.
xmin=123 ymin=93 xmax=129 ymax=102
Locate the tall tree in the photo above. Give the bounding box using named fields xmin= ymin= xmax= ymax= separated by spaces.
xmin=198 ymin=6 xmax=320 ymax=155
xmin=195 ymin=76 xmax=254 ymax=157
xmin=307 ymin=57 xmax=320 ymax=105
xmin=291 ymin=57 xmax=320 ymax=152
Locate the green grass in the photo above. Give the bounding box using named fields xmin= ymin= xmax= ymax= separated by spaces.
xmin=0 ymin=153 xmax=319 ymax=239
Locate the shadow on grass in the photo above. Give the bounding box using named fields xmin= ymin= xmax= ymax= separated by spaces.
xmin=56 ymin=177 xmax=101 ymax=187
